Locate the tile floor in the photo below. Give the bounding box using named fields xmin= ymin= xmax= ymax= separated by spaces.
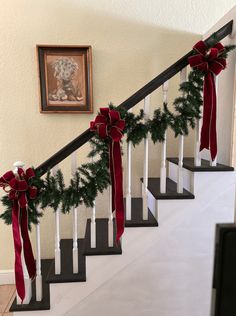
xmin=0 ymin=285 xmax=15 ymax=316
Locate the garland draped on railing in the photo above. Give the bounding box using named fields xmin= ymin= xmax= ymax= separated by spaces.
xmin=0 ymin=43 xmax=235 ymax=228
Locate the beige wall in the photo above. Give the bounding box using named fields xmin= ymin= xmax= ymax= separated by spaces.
xmin=0 ymin=0 xmax=202 ymax=270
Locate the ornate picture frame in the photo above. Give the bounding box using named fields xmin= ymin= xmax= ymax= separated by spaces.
xmin=37 ymin=45 xmax=93 ymax=113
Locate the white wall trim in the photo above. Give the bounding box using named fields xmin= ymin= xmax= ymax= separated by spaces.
xmin=0 ymin=270 xmax=15 ymax=285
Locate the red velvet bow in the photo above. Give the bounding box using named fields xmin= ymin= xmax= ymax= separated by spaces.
xmin=188 ymin=41 xmax=226 ymax=160
xmin=0 ymin=168 xmax=37 ymax=303
xmin=90 ymin=108 xmax=125 ymax=241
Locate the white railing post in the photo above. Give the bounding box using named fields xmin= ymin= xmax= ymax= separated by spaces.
xmin=14 ymin=161 xmax=32 ymax=305
xmin=177 ymin=68 xmax=187 ymax=193
xmin=108 ymin=185 xmax=114 ymax=247
xmin=160 ymin=81 xmax=169 ymax=194
xmin=52 ymin=165 xmax=61 ymax=275
xmin=126 ymin=133 xmax=132 ymax=221
xmin=211 ymin=75 xmax=218 ymax=167
xmin=177 ymin=135 xmax=184 ymax=193
xmin=91 ymin=201 xmax=96 ymax=248
xmin=194 ymin=119 xmax=202 ymax=166
xmin=142 ymin=95 xmax=150 ymax=220
xmin=194 ymin=72 xmax=203 ymax=167
xmin=71 ymin=152 xmax=79 ymax=273
xmin=35 ymin=223 xmax=42 ymax=301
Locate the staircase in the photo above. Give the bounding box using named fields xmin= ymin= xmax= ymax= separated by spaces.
xmin=6 ymin=20 xmax=236 ymax=316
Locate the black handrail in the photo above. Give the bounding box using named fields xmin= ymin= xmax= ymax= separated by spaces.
xmin=36 ymin=20 xmax=233 ymax=175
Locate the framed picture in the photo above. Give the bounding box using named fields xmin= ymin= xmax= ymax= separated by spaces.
xmin=37 ymin=45 xmax=93 ymax=113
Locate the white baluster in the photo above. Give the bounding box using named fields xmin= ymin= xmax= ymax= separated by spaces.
xmin=177 ymin=135 xmax=184 ymax=193
xmin=211 ymin=75 xmax=218 ymax=167
xmin=71 ymin=152 xmax=79 ymax=273
xmin=35 ymin=223 xmax=42 ymax=301
xmin=177 ymin=68 xmax=187 ymax=193
xmin=160 ymin=132 xmax=167 ymax=194
xmin=52 ymin=165 xmax=61 ymax=275
xmin=126 ymin=135 xmax=132 ymax=221
xmin=72 ymin=206 xmax=78 ymax=273
xmin=91 ymin=201 xmax=96 ymax=248
xmin=142 ymin=95 xmax=150 ymax=220
xmin=194 ymin=119 xmax=201 ymax=166
xmin=160 ymin=81 xmax=169 ymax=194
xmin=194 ymin=71 xmax=203 ymax=167
xmin=108 ymin=185 xmax=114 ymax=247
xmin=14 ymin=161 xmax=32 ymax=305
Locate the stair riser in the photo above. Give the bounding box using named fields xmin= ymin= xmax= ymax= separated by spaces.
xmin=147 ymin=190 xmax=158 ymax=221
xmin=147 ymin=191 xmax=194 ymax=224
xmin=168 ymin=161 xmax=236 ymax=197
xmin=168 ymin=161 xmax=194 ymax=193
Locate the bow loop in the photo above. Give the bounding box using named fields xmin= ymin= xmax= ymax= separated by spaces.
xmin=109 ymin=110 xmax=121 ymax=123
xmin=210 ymin=58 xmax=226 ymax=75
xmin=193 ymin=40 xmax=208 ymax=55
xmin=214 ymin=42 xmax=225 ymax=53
xmin=0 ymin=171 xmax=15 ymax=186
xmin=100 ymin=107 xmax=110 ymax=117
xmin=94 ymin=114 xmax=107 ymax=125
xmin=116 ymin=119 xmax=125 ymax=131
xmin=25 ymin=168 xmax=35 ymax=180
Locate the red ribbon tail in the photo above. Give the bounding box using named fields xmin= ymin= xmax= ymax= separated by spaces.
xmin=200 ymin=72 xmax=217 ymax=160
xmin=21 ymin=207 xmax=36 ymax=280
xmin=12 ymin=202 xmax=25 ymax=302
xmin=112 ymin=142 xmax=125 ymax=242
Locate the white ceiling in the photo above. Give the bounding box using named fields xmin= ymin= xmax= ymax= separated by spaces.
xmin=78 ymin=0 xmax=236 ymax=34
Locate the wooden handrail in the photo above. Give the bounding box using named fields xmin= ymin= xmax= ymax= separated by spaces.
xmin=36 ymin=20 xmax=233 ymax=175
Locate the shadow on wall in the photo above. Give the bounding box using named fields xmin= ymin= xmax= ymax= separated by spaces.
xmin=0 ymin=1 xmax=200 ymax=269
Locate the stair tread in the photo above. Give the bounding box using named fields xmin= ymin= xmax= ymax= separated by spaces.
xmin=84 ymin=218 xmax=122 ymax=256
xmin=46 ymin=239 xmax=86 ymax=283
xmin=10 ymin=259 xmax=51 ymax=312
xmin=124 ymin=197 xmax=158 ymax=227
xmin=141 ymin=177 xmax=194 ymax=200
xmin=167 ymin=157 xmax=234 ymax=172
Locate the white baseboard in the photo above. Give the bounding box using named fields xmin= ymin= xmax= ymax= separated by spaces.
xmin=0 ymin=270 xmax=15 ymax=285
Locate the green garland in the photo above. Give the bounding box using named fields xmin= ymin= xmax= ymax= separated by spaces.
xmin=0 ymin=43 xmax=235 ymax=228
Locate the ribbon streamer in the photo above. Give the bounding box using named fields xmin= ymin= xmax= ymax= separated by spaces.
xmin=188 ymin=40 xmax=226 ymax=160
xmin=90 ymin=108 xmax=125 ymax=241
xmin=0 ymin=168 xmax=37 ymax=303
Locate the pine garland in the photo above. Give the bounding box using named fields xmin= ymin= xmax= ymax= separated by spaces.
xmin=0 ymin=43 xmax=235 ymax=227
